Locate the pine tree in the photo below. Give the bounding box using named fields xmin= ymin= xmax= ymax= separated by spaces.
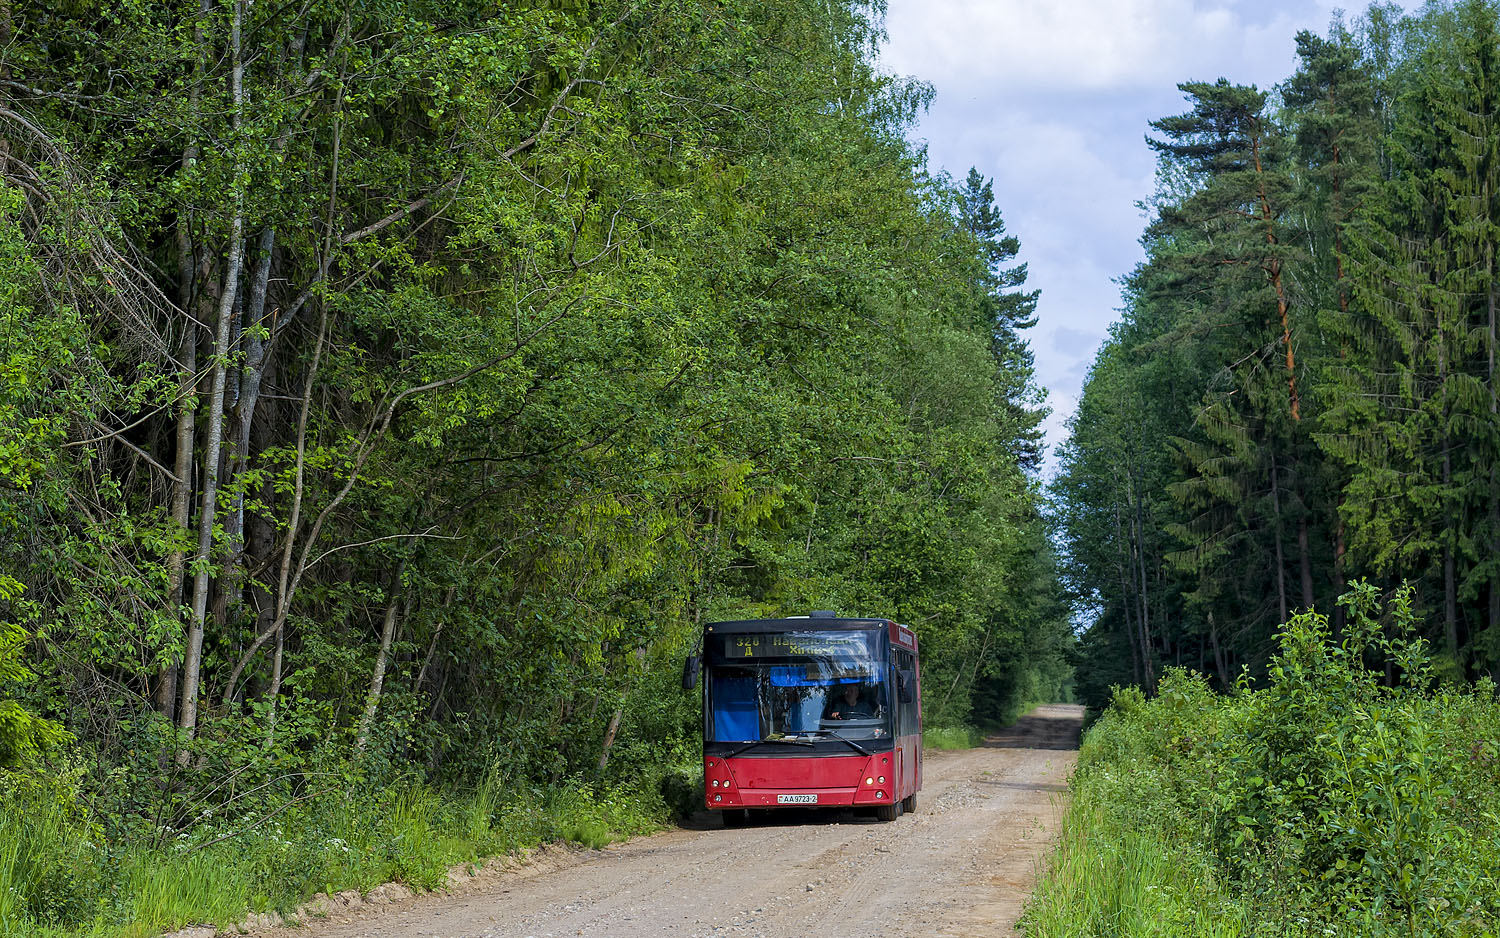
xmin=1147 ymin=80 xmax=1320 ymax=648
xmin=955 ymin=167 xmax=1046 ymax=470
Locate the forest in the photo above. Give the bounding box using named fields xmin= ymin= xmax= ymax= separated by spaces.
xmin=1054 ymin=0 xmax=1500 ymax=711
xmin=0 ymin=0 xmax=1070 ymax=933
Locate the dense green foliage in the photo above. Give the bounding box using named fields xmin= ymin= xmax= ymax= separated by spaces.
xmin=1025 ymin=585 xmax=1500 ymax=937
xmin=1055 ymin=0 xmax=1500 ymax=709
xmin=0 ymin=0 xmax=1068 ymax=933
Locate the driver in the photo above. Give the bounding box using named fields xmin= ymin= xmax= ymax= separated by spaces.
xmin=824 ymin=683 xmax=875 ymax=720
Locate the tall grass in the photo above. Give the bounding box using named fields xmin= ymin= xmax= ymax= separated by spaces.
xmin=1023 ymin=776 xmax=1253 ymax=937
xmin=0 ymin=771 xmax=668 ymax=938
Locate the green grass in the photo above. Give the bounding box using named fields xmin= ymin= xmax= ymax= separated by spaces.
xmin=0 ymin=773 xmax=666 ymax=938
xmin=923 ymin=725 xmax=983 ymax=750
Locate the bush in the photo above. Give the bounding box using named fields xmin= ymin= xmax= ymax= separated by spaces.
xmin=658 ymin=766 xmax=704 ymax=821
xmin=0 ymin=577 xmax=70 ymax=772
xmin=1024 ymin=583 xmax=1500 ymax=938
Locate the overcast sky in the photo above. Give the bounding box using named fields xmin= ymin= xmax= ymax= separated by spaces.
xmin=878 ymin=0 xmax=1411 ymax=474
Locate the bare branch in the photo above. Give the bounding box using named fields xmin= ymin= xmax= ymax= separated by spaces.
xmin=305 ymin=530 xmax=464 ymax=572
xmin=338 ymin=170 xmax=465 ymax=245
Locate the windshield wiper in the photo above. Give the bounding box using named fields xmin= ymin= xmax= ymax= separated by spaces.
xmin=815 ymin=731 xmax=871 ymax=756
xmin=725 ymin=737 xmax=816 ymax=758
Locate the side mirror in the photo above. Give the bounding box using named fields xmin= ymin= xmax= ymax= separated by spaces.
xmin=682 ymin=655 xmax=701 ymax=690
xmin=897 ymin=669 xmax=915 ymax=703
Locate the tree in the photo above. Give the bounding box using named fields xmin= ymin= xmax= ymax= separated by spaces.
xmin=955 ymin=167 xmax=1046 ymax=471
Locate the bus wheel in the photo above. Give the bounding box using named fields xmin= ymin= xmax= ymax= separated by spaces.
xmin=875 ymin=802 xmax=900 ymax=822
xmin=901 ymin=793 xmax=917 ymax=814
xmin=721 ymin=809 xmax=749 ymax=828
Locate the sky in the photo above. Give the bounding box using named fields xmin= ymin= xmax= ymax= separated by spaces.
xmin=877 ymin=0 xmax=1412 ymax=474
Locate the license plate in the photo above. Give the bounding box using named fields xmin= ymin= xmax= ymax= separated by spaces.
xmin=777 ymin=794 xmax=817 ymax=804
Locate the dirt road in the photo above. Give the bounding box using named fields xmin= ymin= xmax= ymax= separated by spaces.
xmin=262 ymin=704 xmax=1082 ymax=938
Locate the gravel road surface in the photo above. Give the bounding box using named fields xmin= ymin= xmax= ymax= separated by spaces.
xmin=259 ymin=704 xmax=1082 ymax=938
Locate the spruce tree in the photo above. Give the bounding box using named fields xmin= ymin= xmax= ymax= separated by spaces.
xmin=955 ymin=167 xmax=1046 ymax=470
xmin=1335 ymin=0 xmax=1500 ymax=673
xmin=1284 ymin=24 xmax=1382 ymax=622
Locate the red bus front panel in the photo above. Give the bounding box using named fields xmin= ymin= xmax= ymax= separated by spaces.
xmin=704 ymin=751 xmax=909 ymax=809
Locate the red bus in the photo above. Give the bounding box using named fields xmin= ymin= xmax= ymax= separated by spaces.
xmin=684 ymin=612 xmax=922 ymax=825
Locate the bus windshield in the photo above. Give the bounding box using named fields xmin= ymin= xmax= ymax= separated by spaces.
xmin=706 ymin=630 xmax=889 ymax=742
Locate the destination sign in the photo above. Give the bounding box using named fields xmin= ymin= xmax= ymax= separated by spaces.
xmin=716 ymin=630 xmax=874 ymax=660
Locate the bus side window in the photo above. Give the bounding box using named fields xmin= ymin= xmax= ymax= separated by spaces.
xmin=897 ymin=650 xmax=917 ymax=736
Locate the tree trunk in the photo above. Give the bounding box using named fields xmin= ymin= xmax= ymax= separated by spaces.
xmin=1331 ymin=136 xmax=1350 ymax=633
xmin=355 ymin=592 xmax=403 ymax=754
xmin=1444 ymin=440 xmax=1458 ymax=659
xmin=1482 ymin=241 xmax=1494 ymax=663
xmin=0 ymin=2 xmax=10 ymax=169
xmin=214 ymin=33 xmax=305 ymax=677
xmin=1252 ymin=125 xmax=1300 ymax=420
xmin=1208 ymin=611 xmax=1230 ymax=691
xmin=1132 ymin=491 xmax=1155 ymax=690
xmin=1334 ymin=138 xmax=1348 ymax=316
xmin=597 ymin=707 xmax=624 ymax=772
xmin=213 ymin=285 xmax=246 ymax=636
xmin=263 ymin=618 xmax=285 ymax=748
xmin=1439 ymin=299 xmax=1458 ymax=661
xmin=157 ymin=0 xmax=210 ymax=723
xmin=1270 ymin=455 xmax=1289 ymax=624
xmin=416 ymin=586 xmax=455 ymax=691
xmin=159 ymin=317 xmax=197 ymax=722
xmin=597 ymin=646 xmax=647 ymax=772
xmin=1298 ymin=517 xmax=1315 ymax=612
xmin=1333 ymin=511 xmax=1348 ymax=633
xmin=1122 ymin=501 xmax=1140 ymax=684
xmin=219 ymin=296 xmax=329 ymax=706
xmin=178 ymin=0 xmax=247 ymax=762
xmin=217 ymin=227 xmax=275 ymax=657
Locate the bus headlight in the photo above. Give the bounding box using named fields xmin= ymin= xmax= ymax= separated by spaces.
xmin=714 ymin=794 xmax=722 ymax=802
xmin=878 ymin=776 xmax=885 ymax=784
xmin=865 ymin=777 xmax=874 ymax=785
xmin=876 ymin=791 xmax=885 ymax=799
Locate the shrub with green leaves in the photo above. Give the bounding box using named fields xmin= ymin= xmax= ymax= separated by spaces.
xmin=1025 ymin=583 xmax=1500 ymax=938
xmin=0 ymin=576 xmax=69 ymax=771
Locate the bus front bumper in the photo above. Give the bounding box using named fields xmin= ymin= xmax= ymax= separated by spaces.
xmin=707 ymin=787 xmax=894 ymax=808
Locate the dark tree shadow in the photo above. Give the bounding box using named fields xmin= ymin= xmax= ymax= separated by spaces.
xmin=679 ymin=806 xmax=882 ymax=830
xmin=974 ymin=778 xmax=1069 ymax=793
xmin=979 ymin=706 xmax=1083 ymax=751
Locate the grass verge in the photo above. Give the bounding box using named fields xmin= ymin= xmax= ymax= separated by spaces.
xmin=0 ymin=771 xmax=672 ymax=938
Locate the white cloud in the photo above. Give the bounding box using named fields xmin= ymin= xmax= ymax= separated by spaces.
xmin=878 ymin=0 xmax=1415 ymax=472
xmin=882 ymin=0 xmax=1305 ymax=95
